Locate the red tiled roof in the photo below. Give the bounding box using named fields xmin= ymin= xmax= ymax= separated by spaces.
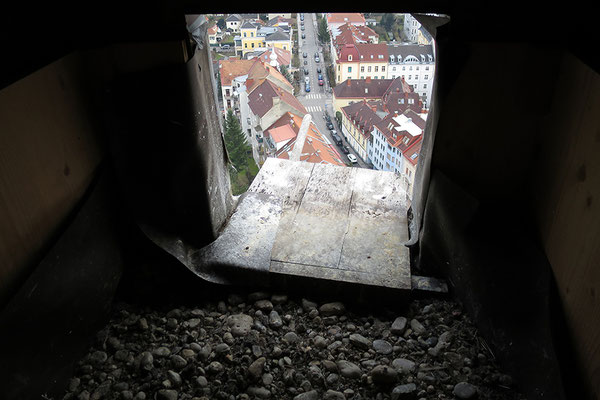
xmin=248 ymin=80 xmax=306 ymax=118
xmin=327 ymin=13 xmax=366 ymax=25
xmin=341 ymin=100 xmax=383 ymax=140
xmin=333 ymin=78 xmax=394 ymax=99
xmin=356 ymin=43 xmax=388 ymax=62
xmin=403 ymin=139 xmax=422 ymax=165
xmin=266 ymin=124 xmax=296 ymax=143
xmin=271 ymin=113 xmax=345 ymax=166
xmin=219 ymin=58 xmax=255 ymax=87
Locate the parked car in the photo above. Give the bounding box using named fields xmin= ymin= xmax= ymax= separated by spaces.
xmin=304 ymin=60 xmax=307 ymax=65
xmin=331 ymin=133 xmax=343 ymax=146
xmin=347 ymin=154 xmax=358 ymax=163
xmin=303 ymin=68 xmax=309 ymax=75
xmin=305 ymin=76 xmax=310 ymax=84
xmin=317 ymin=67 xmax=321 ymax=73
xmin=301 ymin=26 xmax=305 ymax=31
xmin=302 ymin=33 xmax=306 ymax=39
xmin=326 ymin=122 xmax=334 ymax=130
xmin=315 ymin=57 xmax=320 ymax=63
xmin=305 ymin=83 xmax=311 ymax=92
xmin=303 ymin=52 xmax=307 ymax=58
xmin=318 ymin=79 xmax=324 ymax=86
xmin=341 ymin=145 xmax=350 ymax=154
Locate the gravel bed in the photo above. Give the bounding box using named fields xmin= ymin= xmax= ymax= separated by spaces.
xmin=60 ymin=291 xmax=525 ymax=400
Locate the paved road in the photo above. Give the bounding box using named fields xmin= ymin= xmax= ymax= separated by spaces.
xmin=297 ymin=13 xmax=369 ymax=169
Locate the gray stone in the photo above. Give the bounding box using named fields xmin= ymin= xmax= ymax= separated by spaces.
xmin=293 ymin=390 xmax=319 ymax=400
xmin=284 ymin=331 xmax=300 ymax=343
xmin=157 ymin=389 xmax=178 ymax=400
xmin=391 ymin=383 xmax=417 ymax=400
xmin=428 ymin=331 xmax=452 ymax=357
xmin=167 ymin=370 xmax=182 ymax=387
xmin=301 ymin=298 xmax=318 ymax=311
xmin=390 ymin=317 xmax=407 ymax=335
xmin=269 ymin=310 xmax=283 ymax=328
xmin=248 ymin=291 xmax=270 ymax=302
xmin=392 ymin=358 xmax=416 ymax=374
xmin=409 ymin=319 xmax=426 ymax=335
xmin=254 ymin=299 xmax=274 ymax=311
xmin=170 ymin=355 xmax=187 ymax=370
xmin=187 ymin=318 xmax=202 ymax=328
xmin=153 ymin=347 xmax=171 ymax=358
xmin=319 ymin=302 xmax=345 ymax=316
xmin=313 ymin=335 xmax=327 ymax=349
xmin=349 ymin=333 xmax=371 ymax=349
xmin=373 ymin=339 xmax=393 ymax=355
xmin=214 ymin=343 xmax=230 ymax=354
xmin=336 ymin=360 xmax=362 ymax=379
xmin=271 ymin=294 xmax=288 ymax=304
xmin=323 ymin=389 xmax=345 ymax=400
xmin=139 ymin=352 xmax=153 ymax=371
xmin=195 ymin=376 xmax=208 ymax=387
xmin=453 ymin=382 xmax=478 ymax=399
xmin=248 ymin=357 xmax=267 ymax=380
xmin=226 ymin=314 xmax=253 ymax=336
xmin=207 ymin=361 xmax=224 ymax=374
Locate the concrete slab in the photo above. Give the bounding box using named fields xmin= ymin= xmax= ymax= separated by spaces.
xmin=191 ymin=158 xmax=413 ymax=291
xmin=264 ymin=160 xmax=411 ymax=289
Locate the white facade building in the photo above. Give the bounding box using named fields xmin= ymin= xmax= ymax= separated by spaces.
xmin=403 ymin=14 xmax=421 ymax=43
xmin=387 ymin=43 xmax=435 ymax=108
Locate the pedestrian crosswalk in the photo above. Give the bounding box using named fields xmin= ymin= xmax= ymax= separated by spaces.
xmin=306 ymin=105 xmax=322 ymax=113
xmin=304 ymin=93 xmax=323 ymax=100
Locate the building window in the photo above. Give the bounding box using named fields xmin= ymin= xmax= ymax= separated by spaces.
xmin=348 ymin=67 xmax=352 ymax=73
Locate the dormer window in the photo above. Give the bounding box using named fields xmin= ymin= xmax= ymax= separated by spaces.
xmin=348 ymin=55 xmax=352 ymax=61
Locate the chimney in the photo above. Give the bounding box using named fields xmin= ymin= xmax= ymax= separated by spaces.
xmin=347 ymin=79 xmax=351 ymax=86
xmin=366 ymin=76 xmax=371 ymax=83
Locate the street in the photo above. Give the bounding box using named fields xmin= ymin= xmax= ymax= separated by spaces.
xmin=297 ymin=13 xmax=369 ymax=169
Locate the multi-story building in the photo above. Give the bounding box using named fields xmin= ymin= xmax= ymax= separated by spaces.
xmin=340 ymin=100 xmax=383 ymax=162
xmin=402 ymin=13 xmax=421 ymax=43
xmin=387 ymin=43 xmax=435 ymax=108
xmin=326 ymin=13 xmax=366 ymax=39
xmin=225 ymin=13 xmax=260 ymax=33
xmin=237 ymin=20 xmax=292 ymax=56
xmin=369 ymin=109 xmax=425 ymax=177
xmin=386 ymin=44 xmax=434 ymax=108
xmin=332 ymin=76 xmax=422 ymax=117
xmin=334 ymin=43 xmax=389 ymax=84
xmin=218 ymin=58 xmax=255 ymax=111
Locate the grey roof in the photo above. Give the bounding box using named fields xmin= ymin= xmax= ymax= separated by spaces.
xmin=387 ymin=43 xmax=434 ymax=63
xmin=265 ymin=29 xmax=290 ymax=41
xmin=226 ymin=14 xmax=242 ymax=22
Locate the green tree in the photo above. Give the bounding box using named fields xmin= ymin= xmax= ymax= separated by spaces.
xmin=317 ymin=17 xmax=330 ymax=44
xmin=381 ymin=13 xmax=396 ymax=31
xmin=224 ymin=109 xmax=251 ymax=170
